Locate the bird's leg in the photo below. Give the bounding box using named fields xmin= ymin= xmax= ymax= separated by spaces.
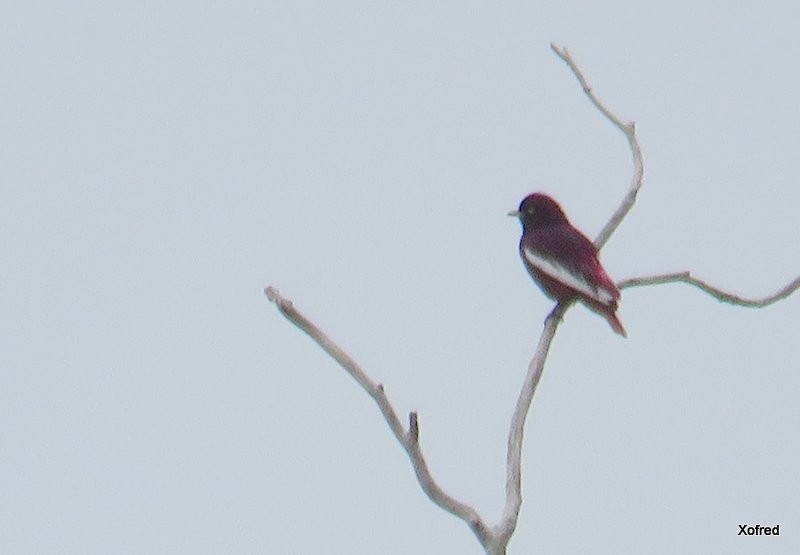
xmin=544 ymin=300 xmax=572 ymax=328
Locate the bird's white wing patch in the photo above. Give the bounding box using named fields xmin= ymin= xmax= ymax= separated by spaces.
xmin=523 ymin=246 xmax=614 ymax=306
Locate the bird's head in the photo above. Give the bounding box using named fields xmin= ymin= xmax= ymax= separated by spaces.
xmin=508 ymin=193 xmax=569 ymax=229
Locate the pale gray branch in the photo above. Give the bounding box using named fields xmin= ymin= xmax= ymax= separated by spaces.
xmin=618 ymin=272 xmax=800 ymax=307
xmin=492 ymin=47 xmax=645 ymax=546
xmin=494 ymin=303 xmax=566 ymax=546
xmin=549 ymin=43 xmax=644 ymax=249
xmin=265 ymin=42 xmax=796 ymax=555
xmin=268 ymin=45 xmax=646 ymax=554
xmin=264 ymin=286 xmax=492 ymax=548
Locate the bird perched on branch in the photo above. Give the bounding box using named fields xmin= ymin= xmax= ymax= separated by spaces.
xmin=509 ymin=193 xmax=627 ymax=337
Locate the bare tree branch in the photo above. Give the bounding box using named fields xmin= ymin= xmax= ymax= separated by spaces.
xmin=492 ymin=46 xmax=646 ymax=545
xmin=494 ymin=303 xmax=566 ymax=547
xmin=264 ymin=286 xmax=493 ymax=549
xmin=266 ymin=40 xmax=798 ymax=553
xmin=618 ymin=272 xmax=800 ymax=307
xmin=549 ymin=43 xmax=644 ymax=249
xmin=266 ymin=46 xmax=645 ymax=555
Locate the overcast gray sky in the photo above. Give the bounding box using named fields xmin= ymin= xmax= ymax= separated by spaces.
xmin=2 ymin=1 xmax=799 ymax=554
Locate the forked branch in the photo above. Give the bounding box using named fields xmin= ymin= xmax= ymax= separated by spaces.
xmin=265 ymin=45 xmax=796 ymax=555
xmin=266 ymin=46 xmax=642 ymax=555
xmin=495 ymin=45 xmax=644 ymax=546
xmin=264 ymin=286 xmax=492 ymax=548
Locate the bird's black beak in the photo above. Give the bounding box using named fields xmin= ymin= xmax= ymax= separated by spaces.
xmin=507 ymin=210 xmax=521 ymax=218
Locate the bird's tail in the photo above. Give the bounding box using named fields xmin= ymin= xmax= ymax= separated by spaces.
xmin=606 ymin=312 xmax=627 ymax=338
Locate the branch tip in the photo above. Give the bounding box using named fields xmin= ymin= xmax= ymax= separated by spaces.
xmin=265 ymin=286 xmax=294 ymax=312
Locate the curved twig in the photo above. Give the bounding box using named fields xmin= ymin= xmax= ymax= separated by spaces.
xmin=549 ymin=43 xmax=644 ymax=249
xmin=264 ymin=287 xmax=492 ymax=548
xmin=618 ymin=272 xmax=800 ymax=307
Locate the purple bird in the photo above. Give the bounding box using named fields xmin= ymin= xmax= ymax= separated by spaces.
xmin=509 ymin=193 xmax=627 ymax=337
